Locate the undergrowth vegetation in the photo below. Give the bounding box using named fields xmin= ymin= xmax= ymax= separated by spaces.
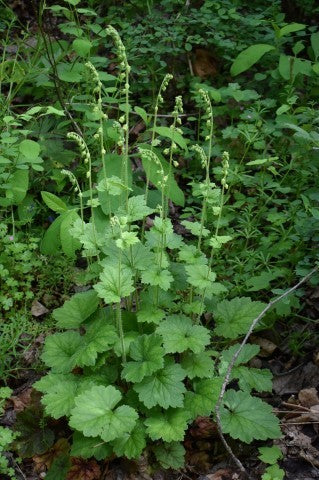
xmin=0 ymin=0 xmax=319 ymax=479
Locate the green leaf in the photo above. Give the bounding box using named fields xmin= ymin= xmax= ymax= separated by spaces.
xmin=53 ymin=290 xmax=99 ymax=329
xmin=17 ymin=194 xmax=36 ymax=223
xmin=41 ymin=191 xmax=68 ymax=213
xmin=57 ymin=62 xmax=84 ymax=82
xmin=141 ymin=267 xmax=173 ymax=291
xmin=126 ymin=194 xmax=154 ymax=222
xmin=134 ymin=362 xmax=186 ymax=409
xmin=72 ymin=38 xmax=92 ymax=57
xmin=41 ymin=331 xmax=83 ymax=373
xmin=152 ymin=126 xmax=187 ymax=150
xmin=214 ymin=297 xmax=266 ymax=339
xmin=46 ymin=106 xmax=65 ymax=116
xmin=145 ymin=408 xmax=189 ymax=442
xmin=134 ymin=106 xmax=149 ymax=125
xmin=98 ymin=154 xmax=133 ymax=214
xmin=73 ymin=316 xmax=118 ymax=367
xmin=185 ymin=264 xmax=216 ymax=290
xmin=233 ymin=366 xmax=273 ymax=392
xmin=137 ymin=306 xmax=165 ymax=325
xmin=64 ymin=0 xmax=81 ymax=4
xmin=153 ymin=442 xmax=185 ymax=469
xmin=181 ymin=220 xmax=210 ymax=237
xmin=209 ymin=235 xmax=233 ymax=249
xmin=231 ymin=44 xmax=275 ymax=76
xmin=246 ymin=270 xmax=282 ymax=291
xmin=34 ymin=373 xmax=85 ymax=419
xmin=156 ymin=315 xmax=210 ymax=354
xmin=46 ymin=454 xmax=71 ymax=480
xmin=6 ymin=169 xmax=29 ymax=205
xmin=139 ymin=144 xmax=184 ymax=206
xmin=184 ymin=378 xmax=222 ymax=418
xmin=220 ymin=343 xmax=260 ymax=367
xmin=311 ymin=32 xmax=319 ymax=60
xmin=94 ymin=265 xmax=134 ymax=303
xmin=122 ymin=334 xmax=165 ymax=383
xmin=178 ymin=244 xmax=207 ymax=264
xmin=181 ymin=352 xmax=214 ymax=379
xmin=69 ymin=385 xmax=138 ymax=442
xmin=278 ymin=23 xmax=305 ymax=38
xmin=19 ymin=139 xmax=40 ymax=159
xmin=262 ymin=464 xmax=285 ymax=480
xmin=220 ymin=390 xmax=281 ymax=443
xmin=258 ymin=446 xmax=283 ymax=465
xmin=112 ymin=421 xmax=146 ymax=459
xmin=71 ymin=431 xmax=112 ymax=460
xmin=40 ymin=213 xmax=66 ymax=255
xmin=14 ymin=407 xmax=54 ymax=457
xmin=60 ymin=209 xmax=81 ymax=258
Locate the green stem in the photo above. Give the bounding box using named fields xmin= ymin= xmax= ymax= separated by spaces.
xmin=117 ymin=249 xmax=126 ymax=363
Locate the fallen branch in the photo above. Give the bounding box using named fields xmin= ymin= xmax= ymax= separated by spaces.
xmin=214 ymin=265 xmax=319 ymax=478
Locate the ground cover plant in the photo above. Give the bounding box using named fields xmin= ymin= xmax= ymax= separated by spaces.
xmin=0 ymin=1 xmax=319 ymax=479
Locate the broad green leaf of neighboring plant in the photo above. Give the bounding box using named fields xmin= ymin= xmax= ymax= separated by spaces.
xmin=41 ymin=191 xmax=68 ymax=213
xmin=41 ymin=212 xmax=68 ymax=255
xmin=53 ymin=290 xmax=99 ymax=329
xmin=69 ymin=385 xmax=138 ymax=442
xmin=72 ymin=38 xmax=92 ymax=57
xmin=184 ymin=378 xmax=223 ymax=418
xmin=214 ymin=297 xmax=266 ymax=339
xmin=230 ymin=44 xmax=275 ymax=76
xmin=145 ymin=408 xmax=189 ymax=442
xmin=41 ymin=331 xmax=83 ymax=373
xmin=220 ymin=390 xmax=281 ymax=443
xmin=134 ymin=362 xmax=186 ymax=409
xmin=19 ymin=139 xmax=40 ymax=159
xmin=181 ymin=351 xmax=214 ymax=379
xmin=60 ymin=209 xmax=81 ymax=258
xmin=94 ymin=265 xmax=134 ymax=303
xmin=141 ymin=267 xmax=173 ymax=291
xmin=139 ymin=144 xmax=185 ymax=206
xmin=121 ymin=334 xmax=165 ymax=383
xmin=152 ymin=126 xmax=188 ymax=150
xmin=71 ymin=431 xmax=112 ymax=460
xmin=311 ymin=32 xmax=319 ymax=60
xmin=278 ymin=22 xmax=305 ymax=38
xmin=156 ymin=315 xmax=210 ymax=354
xmin=112 ymin=421 xmax=146 ymax=459
xmin=134 ymin=106 xmax=149 ymax=125
xmin=6 ymin=169 xmax=29 ymax=205
xmin=153 ymin=442 xmax=185 ymax=470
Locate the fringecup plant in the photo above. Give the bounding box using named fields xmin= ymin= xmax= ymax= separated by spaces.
xmin=35 ymin=26 xmax=281 ymax=470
